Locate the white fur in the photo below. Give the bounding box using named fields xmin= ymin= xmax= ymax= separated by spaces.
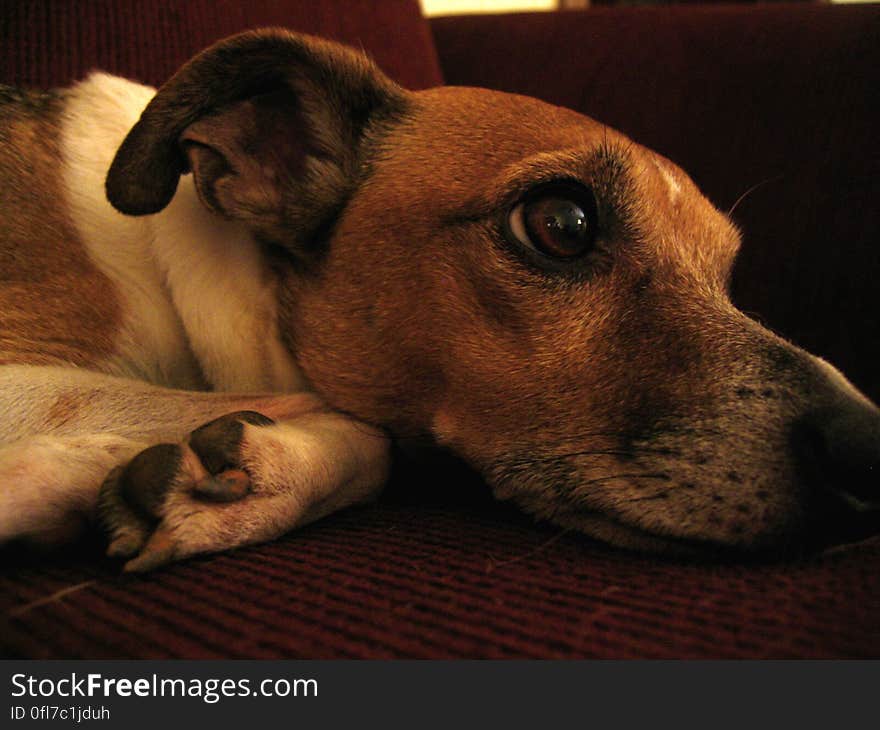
xmin=61 ymin=73 xmax=201 ymax=388
xmin=152 ymin=176 xmax=305 ymax=392
xmin=60 ymin=73 xmax=305 ymax=393
xmin=0 ymin=433 xmax=146 ymax=544
xmin=0 ymin=364 xmax=316 ymax=446
xmin=654 ymin=157 xmax=682 ymax=203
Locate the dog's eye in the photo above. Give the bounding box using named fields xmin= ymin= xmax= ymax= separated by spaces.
xmin=507 ymin=183 xmax=598 ymax=260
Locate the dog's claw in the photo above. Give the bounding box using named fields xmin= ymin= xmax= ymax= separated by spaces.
xmin=106 ymin=533 xmax=145 ymax=559
xmin=123 ymin=530 xmax=178 ymax=573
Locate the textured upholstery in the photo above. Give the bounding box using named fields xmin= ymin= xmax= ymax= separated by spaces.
xmin=3 ymin=500 xmax=878 ymax=659
xmin=0 ymin=0 xmax=443 ymax=89
xmin=1 ymin=2 xmax=878 ymax=659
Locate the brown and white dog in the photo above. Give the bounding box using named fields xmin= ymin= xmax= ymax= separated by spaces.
xmin=1 ymin=30 xmax=877 ymax=571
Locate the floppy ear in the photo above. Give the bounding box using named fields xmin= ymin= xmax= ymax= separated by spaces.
xmin=106 ymin=28 xmax=407 ymax=245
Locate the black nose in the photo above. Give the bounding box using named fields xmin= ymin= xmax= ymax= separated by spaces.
xmin=793 ymin=401 xmax=880 ymax=546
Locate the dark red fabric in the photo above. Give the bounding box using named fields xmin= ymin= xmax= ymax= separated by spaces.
xmin=3 ymin=501 xmax=879 ymax=659
xmin=432 ymin=4 xmax=880 ymax=403
xmin=0 ymin=0 xmax=443 ymax=90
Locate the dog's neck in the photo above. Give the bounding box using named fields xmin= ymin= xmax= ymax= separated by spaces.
xmin=150 ymin=175 xmax=307 ymax=393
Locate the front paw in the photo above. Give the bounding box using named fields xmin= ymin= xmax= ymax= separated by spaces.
xmin=98 ymin=411 xmax=273 ymax=571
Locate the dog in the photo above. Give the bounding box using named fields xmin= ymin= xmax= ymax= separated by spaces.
xmin=1 ymin=29 xmax=877 ymax=571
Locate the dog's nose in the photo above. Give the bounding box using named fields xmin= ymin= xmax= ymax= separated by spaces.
xmin=793 ymin=401 xmax=880 ymax=545
xmin=817 ymin=407 xmax=880 ymax=507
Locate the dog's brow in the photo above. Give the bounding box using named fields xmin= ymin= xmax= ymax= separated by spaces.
xmin=440 ymin=144 xmax=633 ymax=228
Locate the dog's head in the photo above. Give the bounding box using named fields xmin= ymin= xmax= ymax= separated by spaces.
xmin=107 ymin=30 xmax=880 ymax=556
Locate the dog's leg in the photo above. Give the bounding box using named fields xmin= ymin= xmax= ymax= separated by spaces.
xmin=0 ymin=433 xmax=148 ymax=546
xmin=0 ymin=365 xmax=390 ymax=567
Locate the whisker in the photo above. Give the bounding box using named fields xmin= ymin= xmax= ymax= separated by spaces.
xmin=504 ymin=445 xmax=680 ymax=470
xmin=628 ymin=490 xmax=672 ymax=503
xmin=575 ymin=472 xmax=671 ymax=489
xmin=485 ymin=527 xmax=573 ymax=573
xmin=561 ymin=472 xmax=673 ymax=508
xmin=727 ymin=175 xmax=784 ymax=217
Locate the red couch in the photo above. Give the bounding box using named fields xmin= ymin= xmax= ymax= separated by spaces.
xmin=1 ymin=1 xmax=878 ymax=658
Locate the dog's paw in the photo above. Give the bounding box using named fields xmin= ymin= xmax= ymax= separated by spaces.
xmin=98 ymin=411 xmax=275 ymax=571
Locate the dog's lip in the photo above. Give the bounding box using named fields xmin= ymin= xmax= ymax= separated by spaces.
xmin=558 ymin=507 xmax=880 ymax=561
xmin=553 ymin=508 xmax=731 ymax=558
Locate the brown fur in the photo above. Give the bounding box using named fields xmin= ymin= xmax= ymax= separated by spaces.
xmin=287 ymin=88 xmax=740 ymax=437
xmin=0 ymin=88 xmax=122 ymax=369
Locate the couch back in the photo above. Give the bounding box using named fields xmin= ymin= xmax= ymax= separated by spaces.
xmin=0 ymin=0 xmax=442 ymax=89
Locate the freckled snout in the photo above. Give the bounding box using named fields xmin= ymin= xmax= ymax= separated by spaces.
xmin=792 ymin=395 xmax=880 ymax=547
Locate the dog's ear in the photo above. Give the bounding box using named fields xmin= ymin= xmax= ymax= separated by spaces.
xmin=106 ymin=28 xmax=407 ymax=244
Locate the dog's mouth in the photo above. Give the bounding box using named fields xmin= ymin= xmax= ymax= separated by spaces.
xmin=487 ymin=459 xmax=795 ymax=558
xmin=549 ymin=507 xmax=744 ymax=559
xmin=548 ymin=499 xmax=880 ymax=561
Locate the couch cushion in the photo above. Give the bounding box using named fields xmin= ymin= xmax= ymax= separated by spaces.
xmin=3 ymin=496 xmax=878 ymax=659
xmin=1 ymin=0 xmax=443 ymax=89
